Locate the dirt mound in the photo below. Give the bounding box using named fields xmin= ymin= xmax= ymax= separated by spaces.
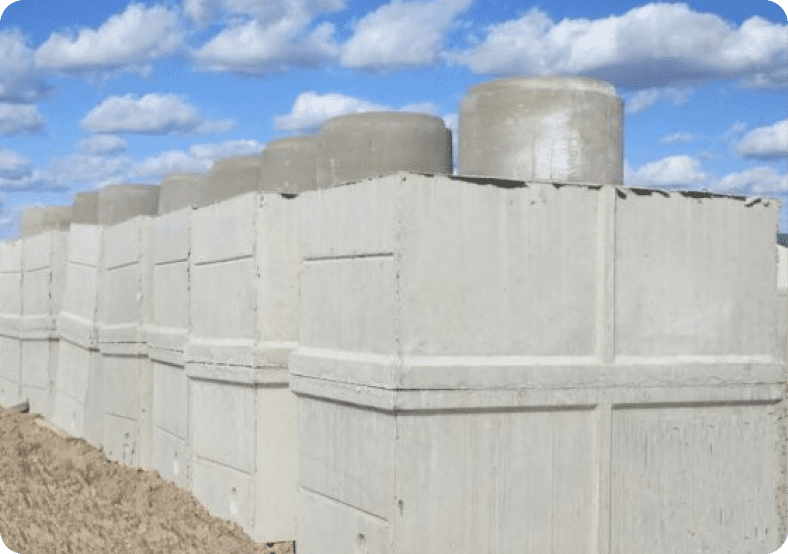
xmin=0 ymin=405 xmax=294 ymax=554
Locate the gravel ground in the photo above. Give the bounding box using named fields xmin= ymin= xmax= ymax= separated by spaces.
xmin=0 ymin=403 xmax=294 ymax=554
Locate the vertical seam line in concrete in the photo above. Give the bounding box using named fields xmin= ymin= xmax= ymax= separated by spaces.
xmin=596 ymin=185 xmax=615 ymax=363
xmin=391 ymin=176 xmax=406 ymax=553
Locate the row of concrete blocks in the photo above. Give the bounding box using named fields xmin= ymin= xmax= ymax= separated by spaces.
xmin=0 ymin=171 xmax=787 ymax=553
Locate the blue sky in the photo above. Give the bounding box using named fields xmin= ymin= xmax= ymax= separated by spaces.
xmin=0 ymin=0 xmax=785 ymax=239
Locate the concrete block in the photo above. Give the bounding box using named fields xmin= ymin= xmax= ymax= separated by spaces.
xmin=200 ymin=156 xmax=261 ymax=208
xmin=291 ymin=173 xmax=786 ymax=554
xmin=98 ymin=184 xmax=160 ymax=226
xmin=19 ymin=230 xmax=68 ymax=417
xmin=186 ymin=191 xmax=300 ymax=542
xmin=98 ymin=216 xmax=153 ymax=469
xmin=259 ymin=135 xmax=318 ymax=193
xmin=158 ymin=174 xmax=204 ymax=215
xmin=149 ymin=207 xmax=191 ymax=486
xmin=72 ymin=191 xmax=99 ymax=224
xmin=315 ymin=112 xmax=452 ymax=189
xmin=21 ymin=206 xmax=72 ymax=237
xmin=459 ymin=76 xmax=623 ymax=185
xmin=0 ymin=240 xmax=23 ymax=406
xmin=52 ymin=224 xmax=104 ymax=445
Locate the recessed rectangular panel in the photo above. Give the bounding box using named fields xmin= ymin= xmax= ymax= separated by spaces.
xmin=190 ymin=259 xmax=256 ymax=340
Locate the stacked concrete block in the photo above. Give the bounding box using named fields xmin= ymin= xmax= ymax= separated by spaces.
xmin=21 ymin=205 xmax=73 ymax=237
xmin=259 ymin=136 xmax=318 ymax=194
xmin=459 ymin=76 xmax=624 ymax=185
xmin=148 ymin=173 xmax=202 ymax=488
xmin=200 ymin=157 xmax=261 ymax=208
xmin=0 ymin=240 xmax=23 ymax=406
xmin=19 ymin=229 xmax=69 ymax=417
xmin=315 ymin=112 xmax=452 ymax=189
xmin=185 ymin=191 xmax=300 ymax=542
xmin=52 ymin=224 xmax=104 ymax=444
xmin=290 ymin=173 xmax=786 ymax=554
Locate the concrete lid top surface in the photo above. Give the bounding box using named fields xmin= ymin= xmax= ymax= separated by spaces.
xmin=467 ymin=76 xmax=617 ymax=96
xmin=320 ymin=111 xmax=448 ymax=131
xmin=207 ymin=156 xmax=261 ymax=174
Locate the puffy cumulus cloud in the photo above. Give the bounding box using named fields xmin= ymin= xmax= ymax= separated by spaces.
xmin=77 ymin=135 xmax=128 ymax=155
xmin=0 ymin=103 xmax=45 ymax=135
xmin=626 ymin=155 xmax=710 ymax=189
xmin=717 ymin=166 xmax=788 ymax=195
xmin=624 ymin=87 xmax=692 ymax=114
xmin=81 ymin=93 xmax=235 ymax=136
xmin=0 ymin=150 xmax=62 ymax=192
xmin=0 ymin=29 xmax=52 ymax=102
xmin=736 ymin=119 xmax=788 ymax=159
xmin=661 ymin=132 xmax=693 ymax=144
xmin=0 ymin=149 xmax=31 ymax=180
xmin=190 ymin=0 xmax=346 ymax=73
xmin=340 ymin=0 xmax=471 ymax=70
xmin=275 ymin=91 xmax=440 ymax=132
xmin=132 ymin=139 xmax=266 ymax=178
xmin=35 ymin=4 xmax=184 ymax=76
xmin=449 ymin=4 xmax=788 ymax=90
xmin=183 ymin=0 xmax=345 ymax=26
xmin=50 ymin=153 xmax=132 ymax=186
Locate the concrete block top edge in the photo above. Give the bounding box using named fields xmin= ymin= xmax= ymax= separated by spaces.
xmin=262 ymin=135 xmax=318 ymax=152
xmin=208 ymin=155 xmax=261 ymax=173
xmin=320 ymin=111 xmax=448 ymax=130
xmin=306 ymin=171 xmax=777 ymax=204
xmin=467 ymin=75 xmax=618 ymax=96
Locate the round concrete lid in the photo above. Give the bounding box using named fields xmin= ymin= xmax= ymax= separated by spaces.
xmin=467 ymin=76 xmax=617 ymax=96
xmin=320 ymin=111 xmax=447 ymax=131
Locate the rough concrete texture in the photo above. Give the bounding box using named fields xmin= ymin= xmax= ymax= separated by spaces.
xmin=98 ymin=184 xmax=160 ymax=226
xmin=0 ymin=240 xmax=22 ymax=407
xmin=51 ymin=224 xmax=104 ymax=447
xmin=259 ymin=136 xmax=318 ymax=194
xmin=19 ymin=230 xmax=68 ymax=419
xmin=158 ymin=173 xmax=204 ymax=215
xmin=290 ymin=173 xmax=786 ymax=554
xmin=186 ymin=192 xmax=300 ymax=542
xmin=459 ymin=76 xmax=623 ymax=185
xmin=200 ymin=156 xmax=261 ymax=208
xmin=21 ymin=206 xmax=73 ymax=237
xmin=98 ymin=216 xmax=154 ymax=471
xmin=149 ymin=207 xmax=191 ymax=489
xmin=315 ymin=112 xmax=452 ymax=189
xmin=72 ymin=191 xmax=99 ymax=224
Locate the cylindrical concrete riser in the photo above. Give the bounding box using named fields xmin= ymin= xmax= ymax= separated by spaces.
xmin=72 ymin=192 xmax=99 ymax=224
xmin=158 ymin=174 xmax=204 ymax=215
xmin=459 ymin=77 xmax=623 ymax=185
xmin=259 ymin=136 xmax=318 ymax=194
xmin=201 ymin=157 xmax=261 ymax=207
xmin=316 ymin=112 xmax=452 ymax=189
xmin=21 ymin=206 xmax=73 ymax=237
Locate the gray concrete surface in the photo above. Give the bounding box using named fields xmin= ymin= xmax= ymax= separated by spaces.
xmin=200 ymin=156 xmax=261 ymax=208
xmin=259 ymin=136 xmax=318 ymax=193
xmin=98 ymin=184 xmax=160 ymax=226
xmin=315 ymin=112 xmax=452 ymax=189
xmin=0 ymin=240 xmax=23 ymax=407
xmin=21 ymin=206 xmax=73 ymax=237
xmin=459 ymin=76 xmax=623 ymax=185
xmin=19 ymin=230 xmax=68 ymax=418
xmin=72 ymin=191 xmax=99 ymax=224
xmin=158 ymin=174 xmax=204 ymax=215
xmin=290 ymin=173 xmax=785 ymax=554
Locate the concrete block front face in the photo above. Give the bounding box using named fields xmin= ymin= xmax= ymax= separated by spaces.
xmin=291 ymin=173 xmax=787 ymax=554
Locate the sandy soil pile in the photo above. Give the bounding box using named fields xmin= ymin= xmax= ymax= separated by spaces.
xmin=0 ymin=404 xmax=294 ymax=554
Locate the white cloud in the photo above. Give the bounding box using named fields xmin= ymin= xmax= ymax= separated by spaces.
xmin=78 ymin=135 xmax=128 ymax=155
xmin=717 ymin=165 xmax=788 ymax=195
xmin=0 ymin=169 xmax=63 ymax=192
xmin=35 ymin=4 xmax=184 ymax=75
xmin=626 ymin=155 xmax=710 ymax=189
xmin=81 ymin=93 xmax=235 ymax=135
xmin=625 ymin=87 xmax=692 ymax=114
xmin=275 ymin=91 xmax=440 ymax=132
xmin=51 ymin=153 xmax=132 ymax=184
xmin=0 ymin=29 xmax=51 ymax=102
xmin=132 ymin=139 xmax=266 ymax=178
xmin=0 ymin=149 xmax=31 ymax=180
xmin=0 ymin=103 xmax=45 ymax=135
xmin=340 ymin=0 xmax=471 ymax=70
xmin=184 ymin=0 xmax=346 ymax=25
xmin=191 ymin=0 xmax=342 ymax=73
xmin=661 ymin=132 xmax=693 ymax=144
xmin=736 ymin=119 xmax=788 ymax=159
xmin=449 ymin=4 xmax=788 ymax=90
